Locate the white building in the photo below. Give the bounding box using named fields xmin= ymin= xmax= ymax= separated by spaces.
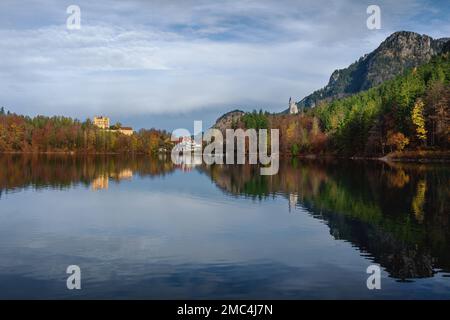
xmin=289 ymin=97 xmax=299 ymax=114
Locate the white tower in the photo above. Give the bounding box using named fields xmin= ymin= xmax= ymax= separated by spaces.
xmin=289 ymin=97 xmax=298 ymax=114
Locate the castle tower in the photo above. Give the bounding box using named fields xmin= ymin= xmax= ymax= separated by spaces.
xmin=288 ymin=193 xmax=298 ymax=212
xmin=93 ymin=116 xmax=110 ymax=129
xmin=289 ymin=97 xmax=298 ymax=114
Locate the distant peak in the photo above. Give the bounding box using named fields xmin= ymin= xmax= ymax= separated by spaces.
xmin=295 ymin=31 xmax=448 ymax=110
xmin=387 ymin=31 xmax=422 ymax=38
xmin=381 ymin=31 xmax=434 ymax=47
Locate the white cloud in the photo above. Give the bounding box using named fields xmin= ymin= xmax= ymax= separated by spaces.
xmin=0 ymin=0 xmax=448 ymax=125
xmin=0 ymin=24 xmax=360 ymax=117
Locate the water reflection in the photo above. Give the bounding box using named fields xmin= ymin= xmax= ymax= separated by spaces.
xmin=199 ymin=160 xmax=450 ymax=280
xmin=0 ymin=154 xmax=449 ymax=293
xmin=0 ymin=154 xmax=175 ymax=195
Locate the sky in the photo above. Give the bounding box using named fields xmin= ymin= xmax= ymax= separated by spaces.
xmin=0 ymin=0 xmax=449 ymax=131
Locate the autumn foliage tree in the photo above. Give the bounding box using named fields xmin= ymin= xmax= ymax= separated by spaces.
xmin=310 ymin=52 xmax=450 ymax=155
xmin=411 ymin=99 xmax=427 ymax=145
xmin=386 ymin=131 xmax=409 ymax=152
xmin=0 ymin=111 xmax=173 ymax=154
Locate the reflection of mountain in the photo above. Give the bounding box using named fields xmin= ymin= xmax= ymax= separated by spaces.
xmin=199 ymin=161 xmax=450 ymax=280
xmin=323 ymin=210 xmax=435 ymax=279
xmin=1 ymin=154 xmax=449 ymax=280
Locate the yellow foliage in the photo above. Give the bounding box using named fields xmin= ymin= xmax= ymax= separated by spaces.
xmin=387 ymin=131 xmax=409 ymax=151
xmin=286 ymin=122 xmax=297 ymax=140
xmin=411 ymin=99 xmax=427 ymax=142
xmin=411 ymin=180 xmax=427 ymax=223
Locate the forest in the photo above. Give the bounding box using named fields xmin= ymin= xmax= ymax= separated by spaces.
xmin=312 ymin=52 xmax=449 ymax=156
xmin=1 ymin=54 xmax=448 ymax=158
xmin=238 ymin=53 xmax=449 ymax=157
xmin=0 ymin=110 xmax=173 ymax=154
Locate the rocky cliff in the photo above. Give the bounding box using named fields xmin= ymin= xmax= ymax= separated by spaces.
xmin=212 ymin=109 xmax=245 ymax=133
xmin=293 ymin=31 xmax=450 ymax=110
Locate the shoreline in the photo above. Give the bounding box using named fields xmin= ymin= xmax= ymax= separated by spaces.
xmin=282 ymin=150 xmax=450 ymax=163
xmin=1 ymin=150 xmax=449 ymax=163
xmin=0 ymin=151 xmax=168 ymax=156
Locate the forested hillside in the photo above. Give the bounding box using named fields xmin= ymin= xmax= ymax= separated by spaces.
xmin=2 ymin=51 xmax=449 ymax=158
xmin=0 ymin=111 xmax=173 ymax=154
xmin=296 ymin=31 xmax=449 ymax=109
xmin=228 ymin=53 xmax=449 ymax=157
xmin=312 ymin=52 xmax=449 ymax=155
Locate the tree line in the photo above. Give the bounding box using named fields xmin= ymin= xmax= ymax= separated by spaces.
xmin=0 ymin=110 xmax=173 ymax=154
xmin=237 ymin=53 xmax=449 ymax=157
xmin=311 ymin=53 xmax=450 ymax=155
xmin=1 ymin=53 xmax=448 ymax=157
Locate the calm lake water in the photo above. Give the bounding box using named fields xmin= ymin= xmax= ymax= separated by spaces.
xmin=0 ymin=154 xmax=449 ymax=299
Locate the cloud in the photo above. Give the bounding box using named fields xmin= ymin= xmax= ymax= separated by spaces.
xmin=0 ymin=0 xmax=448 ymax=128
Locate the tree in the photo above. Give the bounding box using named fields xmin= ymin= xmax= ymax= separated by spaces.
xmin=411 ymin=99 xmax=427 ymax=145
xmin=0 ymin=107 xmax=4 ymax=115
xmin=111 ymin=122 xmax=122 ymax=130
xmin=291 ymin=143 xmax=300 ymax=156
xmin=365 ymin=118 xmax=385 ymax=155
xmin=0 ymin=111 xmax=173 ymax=154
xmin=386 ymin=131 xmax=409 ymax=152
xmin=242 ymin=110 xmax=268 ymax=129
xmin=424 ymin=81 xmax=450 ymax=147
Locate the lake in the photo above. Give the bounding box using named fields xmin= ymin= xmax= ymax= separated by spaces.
xmin=0 ymin=154 xmax=449 ymax=299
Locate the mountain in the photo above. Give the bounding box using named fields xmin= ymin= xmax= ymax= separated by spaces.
xmin=291 ymin=31 xmax=449 ymax=111
xmin=212 ymin=109 xmax=244 ymax=132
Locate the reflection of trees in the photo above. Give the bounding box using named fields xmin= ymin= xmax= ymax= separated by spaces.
xmin=324 ymin=212 xmax=435 ymax=279
xmin=386 ymin=168 xmax=410 ymax=188
xmin=1 ymin=154 xmax=449 ymax=280
xmin=411 ymin=180 xmax=427 ymax=223
xmin=0 ymin=154 xmax=176 ymax=194
xmin=200 ymin=160 xmax=450 ymax=280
